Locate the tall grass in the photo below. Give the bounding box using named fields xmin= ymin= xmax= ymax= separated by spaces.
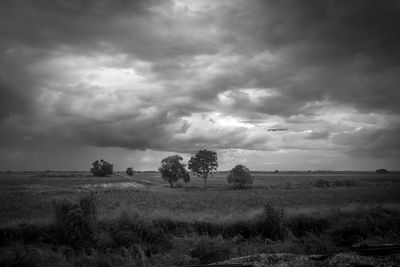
xmin=2 ymin=196 xmax=400 ymax=265
xmin=1 ymin=172 xmax=400 ymax=265
xmin=52 ymin=194 xmax=97 ymax=248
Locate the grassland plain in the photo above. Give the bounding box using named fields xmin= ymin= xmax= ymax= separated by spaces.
xmin=0 ymin=171 xmax=399 ymax=266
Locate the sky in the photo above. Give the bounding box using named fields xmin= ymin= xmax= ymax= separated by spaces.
xmin=0 ymin=0 xmax=400 ymax=171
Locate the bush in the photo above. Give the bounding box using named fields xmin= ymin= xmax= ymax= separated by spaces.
xmin=126 ymin=167 xmax=134 ymax=176
xmin=227 ymin=164 xmax=254 ymax=189
xmin=313 ymin=179 xmax=330 ymax=188
xmin=90 ymin=159 xmax=114 ymax=177
xmin=376 ymin=168 xmax=389 ymax=174
xmin=333 ymin=179 xmax=359 ymax=187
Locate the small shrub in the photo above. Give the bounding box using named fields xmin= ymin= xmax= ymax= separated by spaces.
xmin=376 ymin=168 xmax=389 ymax=174
xmin=126 ymin=167 xmax=134 ymax=176
xmin=333 ymin=179 xmax=359 ymax=187
xmin=313 ymin=179 xmax=330 ymax=188
xmin=227 ymin=164 xmax=254 ymax=189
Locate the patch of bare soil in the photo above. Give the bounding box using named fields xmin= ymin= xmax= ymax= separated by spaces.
xmin=216 ymin=252 xmax=400 ymax=266
xmin=79 ymin=182 xmax=145 ymax=189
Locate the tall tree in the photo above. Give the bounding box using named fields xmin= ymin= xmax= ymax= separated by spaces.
xmin=159 ymin=155 xmax=190 ymax=188
xmin=188 ymin=149 xmax=218 ymax=189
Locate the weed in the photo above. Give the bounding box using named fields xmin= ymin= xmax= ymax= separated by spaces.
xmin=252 ymin=203 xmax=287 ymax=240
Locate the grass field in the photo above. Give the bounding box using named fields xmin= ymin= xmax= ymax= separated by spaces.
xmin=1 ymin=171 xmax=399 ymax=266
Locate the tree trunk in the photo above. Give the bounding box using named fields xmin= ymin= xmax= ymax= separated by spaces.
xmin=203 ymin=174 xmax=208 ymax=190
xmin=170 ymin=181 xmax=173 ymax=188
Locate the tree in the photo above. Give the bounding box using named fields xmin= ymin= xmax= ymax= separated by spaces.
xmin=126 ymin=167 xmax=134 ymax=176
xmin=376 ymin=168 xmax=389 ymax=174
xmin=159 ymin=155 xmax=190 ymax=188
xmin=188 ymin=149 xmax=218 ymax=189
xmin=90 ymin=159 xmax=114 ymax=177
xmin=227 ymin=164 xmax=253 ymax=189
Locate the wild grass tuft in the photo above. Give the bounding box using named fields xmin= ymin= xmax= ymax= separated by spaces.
xmin=52 ymin=194 xmax=97 ymax=247
xmin=252 ymin=203 xmax=287 ymax=240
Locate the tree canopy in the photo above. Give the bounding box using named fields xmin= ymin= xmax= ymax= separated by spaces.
xmin=188 ymin=149 xmax=218 ymax=189
xmin=159 ymin=155 xmax=190 ymax=188
xmin=126 ymin=167 xmax=134 ymax=176
xmin=90 ymin=159 xmax=114 ymax=177
xmin=227 ymin=164 xmax=253 ymax=189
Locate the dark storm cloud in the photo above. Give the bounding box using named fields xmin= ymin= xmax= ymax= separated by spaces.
xmin=0 ymin=78 xmax=29 ymax=120
xmin=0 ymin=0 xmax=220 ymax=63
xmin=306 ymin=130 xmax=330 ymax=140
xmin=0 ymin=0 xmax=161 ymax=53
xmin=0 ymin=0 xmax=399 ymax=164
xmin=208 ymin=0 xmax=400 ymax=115
xmin=332 ymin=126 xmax=400 ymax=157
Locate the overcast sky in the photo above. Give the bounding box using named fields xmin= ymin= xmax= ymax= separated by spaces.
xmin=1 ymin=0 xmax=399 ymax=171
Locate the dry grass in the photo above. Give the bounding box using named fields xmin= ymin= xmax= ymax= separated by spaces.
xmin=0 ymin=171 xmax=399 ymax=265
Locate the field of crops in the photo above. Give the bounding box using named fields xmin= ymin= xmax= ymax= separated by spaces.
xmin=1 ymin=171 xmax=399 ymax=266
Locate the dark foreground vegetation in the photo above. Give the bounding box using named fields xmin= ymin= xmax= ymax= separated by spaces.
xmin=1 ymin=195 xmax=400 ymax=266
xmin=0 ymin=171 xmax=399 ymax=266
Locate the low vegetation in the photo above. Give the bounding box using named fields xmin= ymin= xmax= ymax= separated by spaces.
xmin=227 ymin=164 xmax=254 ymax=189
xmin=90 ymin=159 xmax=114 ymax=177
xmin=0 ymin=171 xmax=399 ymax=266
xmin=126 ymin=167 xmax=134 ymax=176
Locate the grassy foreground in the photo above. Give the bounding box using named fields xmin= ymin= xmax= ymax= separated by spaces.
xmin=0 ymin=171 xmax=399 ymax=266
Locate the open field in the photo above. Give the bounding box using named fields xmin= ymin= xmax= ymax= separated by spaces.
xmin=1 ymin=171 xmax=400 ymax=266
xmin=1 ymin=171 xmax=400 ymax=225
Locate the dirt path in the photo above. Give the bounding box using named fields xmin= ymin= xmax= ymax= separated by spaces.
xmin=217 ymin=252 xmax=400 ymax=266
xmin=115 ymin=174 xmax=156 ymax=186
xmin=80 ymin=181 xmax=145 ymax=190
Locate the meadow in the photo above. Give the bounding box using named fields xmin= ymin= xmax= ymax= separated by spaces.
xmin=0 ymin=171 xmax=399 ymax=266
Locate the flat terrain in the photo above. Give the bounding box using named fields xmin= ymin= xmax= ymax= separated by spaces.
xmin=1 ymin=171 xmax=400 ymax=266
xmin=1 ymin=171 xmax=399 ymax=225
